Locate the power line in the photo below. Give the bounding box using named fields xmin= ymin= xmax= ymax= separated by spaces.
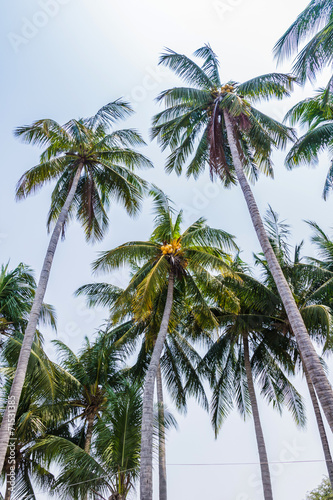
xmin=166 ymin=459 xmax=330 ymax=466
xmin=13 ymin=459 xmax=332 ymax=498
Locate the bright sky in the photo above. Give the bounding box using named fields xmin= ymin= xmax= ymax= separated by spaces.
xmin=2 ymin=0 xmax=333 ymax=499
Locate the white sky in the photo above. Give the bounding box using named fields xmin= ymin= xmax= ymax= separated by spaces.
xmin=2 ymin=0 xmax=333 ymax=499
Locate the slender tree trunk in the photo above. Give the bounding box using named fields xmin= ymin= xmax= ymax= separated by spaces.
xmin=243 ymin=334 xmax=273 ymax=500
xmin=83 ymin=411 xmax=95 ymax=500
xmin=140 ymin=271 xmax=174 ymax=500
xmin=5 ymin=473 xmax=12 ymax=500
xmin=223 ymin=110 xmax=333 ymax=431
xmin=303 ymin=362 xmax=333 ymax=488
xmin=156 ymin=364 xmax=167 ymax=500
xmin=84 ymin=412 xmax=95 ymax=454
xmin=0 ymin=164 xmax=84 ymax=473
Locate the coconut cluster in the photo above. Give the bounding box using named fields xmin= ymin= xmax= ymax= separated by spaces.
xmin=220 ymin=84 xmax=234 ymax=93
xmin=161 ymin=240 xmax=181 ymax=255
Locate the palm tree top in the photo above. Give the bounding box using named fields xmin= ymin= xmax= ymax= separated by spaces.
xmin=14 ymin=99 xmax=153 ymax=242
xmin=93 ymin=186 xmax=238 ymax=272
xmin=152 ymin=44 xmax=296 ymax=185
xmin=92 ymin=187 xmax=239 ymax=323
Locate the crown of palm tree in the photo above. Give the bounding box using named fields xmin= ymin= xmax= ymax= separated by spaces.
xmin=92 ymin=187 xmax=238 ymax=322
xmin=151 ymin=44 xmax=295 ymax=185
xmin=15 ymin=100 xmax=152 ymax=242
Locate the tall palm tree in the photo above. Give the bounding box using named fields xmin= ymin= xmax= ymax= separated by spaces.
xmin=76 ymin=279 xmax=211 ymax=500
xmin=151 ymin=44 xmax=333 ymax=432
xmin=253 ymin=209 xmax=333 ymax=488
xmin=0 ymin=100 xmax=152 ymax=472
xmin=284 ymin=84 xmax=333 ymax=199
xmin=203 ymin=262 xmax=305 ymax=500
xmin=92 ymin=188 xmax=238 ymax=500
xmin=274 ymin=0 xmax=333 ymax=83
xmin=0 ymin=334 xmax=60 ymax=500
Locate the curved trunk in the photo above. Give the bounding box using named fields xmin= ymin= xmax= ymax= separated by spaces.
xmin=5 ymin=473 xmax=12 ymax=500
xmin=303 ymin=362 xmax=333 ymax=488
xmin=0 ymin=164 xmax=84 ymax=473
xmin=243 ymin=334 xmax=273 ymax=500
xmin=140 ymin=272 xmax=174 ymax=500
xmin=223 ymin=110 xmax=333 ymax=431
xmin=156 ymin=364 xmax=167 ymax=500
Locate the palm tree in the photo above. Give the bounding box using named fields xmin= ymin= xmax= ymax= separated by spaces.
xmin=34 ymin=378 xmax=143 ymax=500
xmin=76 ymin=278 xmax=211 ymax=500
xmin=284 ymin=84 xmax=333 ymax=199
xmin=92 ymin=188 xmax=238 ymax=500
xmin=203 ymin=260 xmax=305 ymax=500
xmin=151 ymin=44 xmax=333 ymax=432
xmin=274 ymin=0 xmax=333 ymax=83
xmin=253 ymin=209 xmax=333 ymax=488
xmin=0 ymin=334 xmax=60 ymax=499
xmin=0 ymin=263 xmax=56 ymax=345
xmin=50 ymin=329 xmax=128 ymax=457
xmin=0 ymin=100 xmax=152 ymax=472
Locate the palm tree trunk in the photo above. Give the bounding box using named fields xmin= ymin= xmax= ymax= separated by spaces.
xmin=0 ymin=164 xmax=84 ymax=473
xmin=243 ymin=334 xmax=273 ymax=500
xmin=83 ymin=411 xmax=95 ymax=500
xmin=84 ymin=412 xmax=95 ymax=454
xmin=5 ymin=473 xmax=12 ymax=500
xmin=140 ymin=271 xmax=174 ymax=500
xmin=156 ymin=364 xmax=167 ymax=500
xmin=303 ymin=362 xmax=333 ymax=488
xmin=223 ymin=110 xmax=333 ymax=431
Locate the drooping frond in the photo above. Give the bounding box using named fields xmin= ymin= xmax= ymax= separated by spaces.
xmin=285 ymin=121 xmax=333 ymax=168
xmin=292 ymin=20 xmax=333 ymax=83
xmin=92 ymin=241 xmax=159 ymax=274
xmin=273 ymin=0 xmax=333 ymax=63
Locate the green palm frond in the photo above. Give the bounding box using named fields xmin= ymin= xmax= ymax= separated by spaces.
xmin=153 ymin=45 xmax=296 ymax=186
xmin=193 ymin=44 xmax=221 ymax=86
xmin=237 ymin=73 xmax=296 ymax=102
xmin=159 ymin=48 xmax=213 ymax=89
xmin=134 ymin=257 xmax=170 ymax=319
xmin=274 ymin=0 xmax=333 ymax=62
xmin=15 ymin=102 xmax=152 ymax=242
xmin=93 ymin=241 xmax=159 ymax=274
xmin=85 ymin=99 xmax=134 ymax=128
xmin=285 ymin=122 xmax=333 ymax=168
xmin=292 ymin=19 xmax=333 ymax=83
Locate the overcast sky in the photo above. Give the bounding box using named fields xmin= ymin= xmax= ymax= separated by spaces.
xmin=2 ymin=0 xmax=333 ymax=499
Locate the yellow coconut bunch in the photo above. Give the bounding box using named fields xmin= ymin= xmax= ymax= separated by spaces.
xmin=220 ymin=84 xmax=234 ymax=93
xmin=160 ymin=240 xmax=182 ymax=255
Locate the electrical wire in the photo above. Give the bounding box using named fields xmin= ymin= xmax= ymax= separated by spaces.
xmin=25 ymin=457 xmax=332 ymax=497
